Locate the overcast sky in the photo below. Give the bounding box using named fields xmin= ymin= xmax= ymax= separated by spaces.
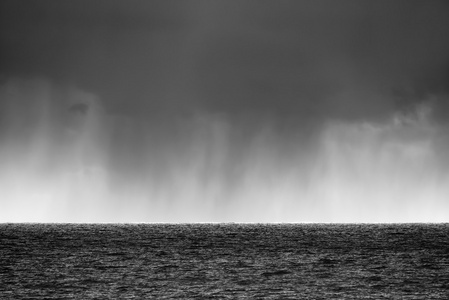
xmin=1 ymin=0 xmax=449 ymax=222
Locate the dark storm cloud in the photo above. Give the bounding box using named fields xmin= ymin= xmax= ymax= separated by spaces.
xmin=0 ymin=0 xmax=189 ymax=75
xmin=0 ymin=0 xmax=199 ymax=115
xmin=2 ymin=0 xmax=449 ymax=124
xmin=2 ymin=1 xmax=449 ymax=222
xmin=193 ymin=0 xmax=449 ymax=122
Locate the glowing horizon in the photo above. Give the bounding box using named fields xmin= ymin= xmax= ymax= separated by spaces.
xmin=1 ymin=80 xmax=448 ymax=223
xmin=1 ymin=1 xmax=449 ymax=223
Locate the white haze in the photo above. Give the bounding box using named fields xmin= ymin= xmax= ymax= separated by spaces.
xmin=0 ymin=79 xmax=448 ymax=223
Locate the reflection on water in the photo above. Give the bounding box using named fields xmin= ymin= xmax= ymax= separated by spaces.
xmin=1 ymin=223 xmax=449 ymax=298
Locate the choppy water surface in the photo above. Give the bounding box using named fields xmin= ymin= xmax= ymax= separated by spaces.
xmin=1 ymin=223 xmax=449 ymax=299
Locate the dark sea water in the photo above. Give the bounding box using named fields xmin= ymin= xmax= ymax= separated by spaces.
xmin=1 ymin=223 xmax=449 ymax=299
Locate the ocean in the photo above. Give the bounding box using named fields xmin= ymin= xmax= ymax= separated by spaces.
xmin=1 ymin=223 xmax=448 ymax=299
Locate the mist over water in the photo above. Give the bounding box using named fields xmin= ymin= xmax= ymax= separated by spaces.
xmin=1 ymin=79 xmax=448 ymax=222
xmin=1 ymin=1 xmax=449 ymax=222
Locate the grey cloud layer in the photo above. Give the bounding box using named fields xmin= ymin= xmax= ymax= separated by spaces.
xmin=1 ymin=1 xmax=449 ymax=221
xmin=1 ymin=0 xmax=449 ymax=125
